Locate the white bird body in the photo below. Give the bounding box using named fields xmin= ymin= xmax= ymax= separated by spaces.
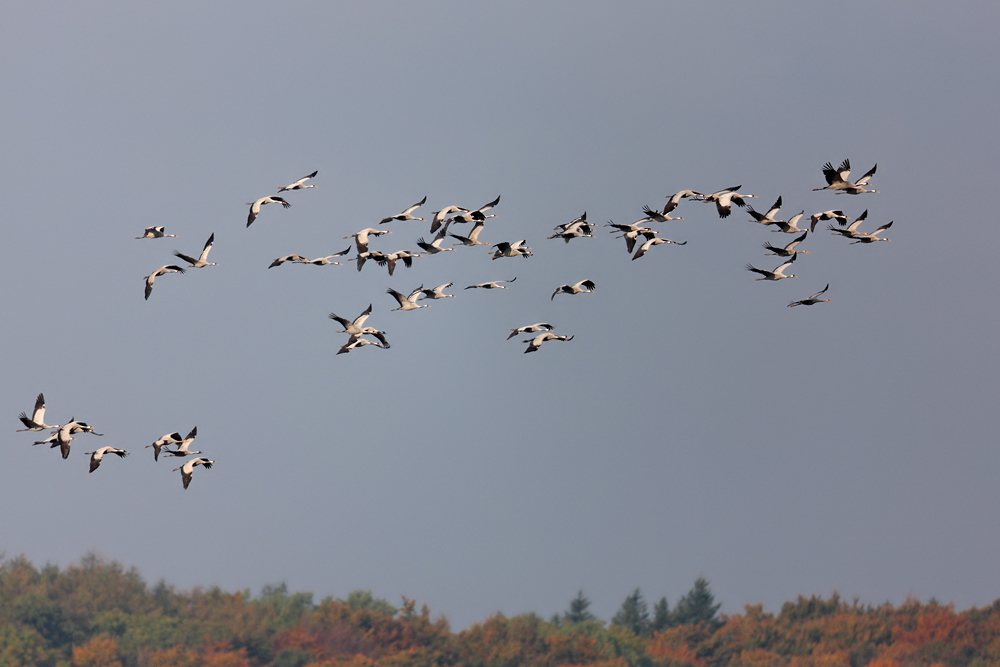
xmin=606 ymin=219 xmax=659 ymax=235
xmin=17 ymin=393 xmax=54 ymax=431
xmin=162 ymin=427 xmax=200 ymax=457
xmin=328 ymin=304 xmax=374 ymax=335
xmin=548 ymin=215 xmax=595 ymax=242
xmin=174 ymin=457 xmax=215 ymax=490
xmin=387 ymin=287 xmax=430 ymax=311
xmin=380 ymin=196 xmax=427 ymax=224
xmin=507 ymin=323 xmax=554 ymax=340
xmin=278 ymin=170 xmax=318 ymax=192
xmin=746 ymin=197 xmax=784 ymax=225
xmin=34 ymin=421 xmax=78 ymax=459
xmin=430 ymin=205 xmax=469 ymax=233
xmin=763 ymin=231 xmax=809 ymax=257
xmin=809 ymin=210 xmax=847 ymax=232
xmin=465 ymin=278 xmax=516 ymax=290
xmin=746 ymin=254 xmax=797 ymax=281
xmin=618 ymin=229 xmax=658 ymax=254
xmin=85 ymin=446 xmax=128 ymax=472
xmin=524 ymin=333 xmax=574 ymax=353
xmin=147 ymin=432 xmax=183 ymax=461
xmin=446 ymin=195 xmax=500 ymax=224
xmin=418 ymin=283 xmax=456 ymax=300
xmin=551 ymin=279 xmax=596 ymax=300
xmin=698 ymin=185 xmax=757 ymax=218
xmin=450 ymin=221 xmax=490 ymax=246
xmin=491 ymin=240 xmax=533 ymax=259
xmin=143 ymin=265 xmax=186 ymax=300
xmin=246 ymin=196 xmax=291 ymax=227
xmin=828 ymin=210 xmax=871 ymax=238
xmin=664 ymin=189 xmax=703 ymax=211
xmin=174 ymin=233 xmax=218 ymax=268
xmin=416 ymin=224 xmax=456 ymax=254
xmin=640 ymin=203 xmax=683 ymax=222
xmin=336 ymin=334 xmax=388 ymax=355
xmin=770 ymin=211 xmax=807 ymax=234
xmin=343 ymin=228 xmax=390 ymax=254
xmin=136 ymin=226 xmax=177 ymax=239
xmin=377 ymin=250 xmax=420 ymax=276
xmin=632 ymin=237 xmax=686 ymax=260
xmin=813 ymin=159 xmax=878 ymax=194
xmin=269 ymin=254 xmax=309 ymax=268
xmin=302 ymin=247 xmax=350 ymax=266
xmin=849 ymin=220 xmax=893 ymax=244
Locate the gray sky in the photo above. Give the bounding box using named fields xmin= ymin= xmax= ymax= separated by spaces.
xmin=2 ymin=1 xmax=999 ymax=629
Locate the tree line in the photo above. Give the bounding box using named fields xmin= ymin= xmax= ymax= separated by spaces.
xmin=1 ymin=553 xmax=998 ymax=667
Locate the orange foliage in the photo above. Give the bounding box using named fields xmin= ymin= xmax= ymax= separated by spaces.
xmin=72 ymin=636 xmax=122 ymax=667
xmin=730 ymin=648 xmax=782 ymax=667
xmin=647 ymin=628 xmax=706 ymax=667
xmin=147 ymin=646 xmax=198 ymax=667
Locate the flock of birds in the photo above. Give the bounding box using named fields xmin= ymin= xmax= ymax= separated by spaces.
xmin=18 ymin=158 xmax=893 ymax=488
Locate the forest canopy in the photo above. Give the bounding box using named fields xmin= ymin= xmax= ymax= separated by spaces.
xmin=1 ymin=553 xmax=998 ymax=667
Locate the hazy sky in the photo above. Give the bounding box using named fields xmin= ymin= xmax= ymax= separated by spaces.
xmin=2 ymin=1 xmax=999 ymax=629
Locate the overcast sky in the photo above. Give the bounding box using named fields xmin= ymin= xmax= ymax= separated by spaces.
xmin=2 ymin=1 xmax=999 ymax=629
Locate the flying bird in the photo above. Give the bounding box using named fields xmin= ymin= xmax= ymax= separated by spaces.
xmin=828 ymin=210 xmax=871 ymax=239
xmin=640 ymin=203 xmax=683 ymax=223
xmin=336 ymin=334 xmax=388 ymax=355
xmin=33 ymin=421 xmax=78 ymax=459
xmin=268 ymin=254 xmax=309 ymax=268
xmin=491 ymin=240 xmax=533 ymax=259
xmin=143 ymin=265 xmax=186 ymax=300
xmin=849 ymin=220 xmax=893 ymax=244
xmin=174 ymin=457 xmax=215 ymax=490
xmin=418 ymin=283 xmax=456 ymax=300
xmin=246 ymin=196 xmax=291 ymax=227
xmin=17 ymin=393 xmax=54 ymax=432
xmin=147 ymin=432 xmax=184 ymax=461
xmin=328 ymin=304 xmax=374 ymax=335
xmin=746 ymin=254 xmax=797 ymax=281
xmin=664 ymin=189 xmax=703 ymax=212
xmin=813 ymin=159 xmax=878 ymax=194
xmin=387 ymin=286 xmax=430 ymax=311
xmin=135 ymin=226 xmax=177 ymax=239
xmin=429 ymin=205 xmax=469 ymax=234
xmin=632 ymin=237 xmax=686 ymax=260
xmin=174 ymin=233 xmax=218 ymax=268
xmin=524 ymin=333 xmax=575 ymax=354
xmin=697 ymin=186 xmax=757 ymax=218
xmin=85 ymin=446 xmax=128 ymax=473
xmin=450 ymin=220 xmax=491 ymax=247
xmin=416 ymin=224 xmax=456 ymax=254
xmin=507 ymin=323 xmax=554 ymax=340
xmin=809 ymin=210 xmax=847 ymax=232
xmin=770 ymin=211 xmax=808 ymax=234
xmin=788 ymin=284 xmax=831 ymax=307
xmin=343 ymin=228 xmax=391 ymax=254
xmin=763 ymin=232 xmax=809 ymax=257
xmin=746 ymin=197 xmax=783 ymax=225
xmin=465 ymin=278 xmax=516 ymax=290
xmin=380 ymin=196 xmax=427 ymax=224
xmin=278 ymin=170 xmax=318 ymax=192
xmin=447 ymin=195 xmax=500 ymax=224
xmin=303 ymin=250 xmax=351 ymax=265
xmin=551 ymin=280 xmax=596 ymax=300
xmin=376 ymin=250 xmax=420 ymax=276
xmin=161 ymin=427 xmax=200 ymax=457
